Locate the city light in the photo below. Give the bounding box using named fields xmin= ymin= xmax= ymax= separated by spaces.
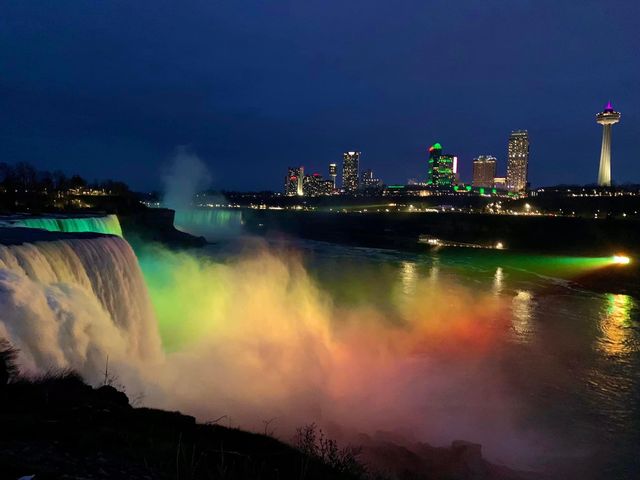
xmin=495 ymin=242 xmax=504 ymax=250
xmin=612 ymin=255 xmax=631 ymax=265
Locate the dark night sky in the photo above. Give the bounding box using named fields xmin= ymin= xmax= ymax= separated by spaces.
xmin=1 ymin=0 xmax=638 ymax=191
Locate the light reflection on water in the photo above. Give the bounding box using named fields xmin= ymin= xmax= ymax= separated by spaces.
xmin=400 ymin=260 xmax=417 ymax=296
xmin=493 ymin=266 xmax=503 ymax=291
xmin=428 ymin=257 xmax=440 ymax=285
xmin=319 ymin=243 xmax=639 ymax=477
xmin=599 ymin=294 xmax=635 ymax=356
xmin=266 ymin=239 xmax=639 ymax=477
xmin=511 ymin=290 xmax=533 ymax=339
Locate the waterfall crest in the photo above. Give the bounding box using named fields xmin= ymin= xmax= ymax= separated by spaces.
xmin=4 ymin=214 xmax=123 ymax=237
xmin=0 ymin=235 xmax=162 ymax=380
xmin=174 ymin=208 xmax=243 ymax=240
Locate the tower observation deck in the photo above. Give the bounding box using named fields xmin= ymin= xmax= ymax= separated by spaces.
xmin=596 ymin=101 xmax=621 ymax=186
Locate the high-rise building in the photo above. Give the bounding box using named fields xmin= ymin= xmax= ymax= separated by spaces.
xmin=596 ymin=101 xmax=621 ymax=186
xmin=506 ymin=131 xmax=529 ymax=192
xmin=427 ymin=143 xmax=456 ymax=189
xmin=303 ymin=173 xmax=333 ymax=196
xmin=472 ymin=155 xmax=497 ymax=188
xmin=284 ymin=166 xmax=304 ymax=196
xmin=329 ymin=163 xmax=337 ymax=189
xmin=361 ymin=169 xmax=382 ymax=192
xmin=493 ymin=177 xmax=506 ymax=189
xmin=342 ymin=151 xmax=360 ymax=193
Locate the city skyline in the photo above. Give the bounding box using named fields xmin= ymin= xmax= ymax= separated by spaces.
xmin=282 ymin=110 xmax=639 ymax=195
xmin=0 ymin=2 xmax=637 ymax=191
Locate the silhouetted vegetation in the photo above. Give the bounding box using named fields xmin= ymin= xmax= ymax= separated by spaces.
xmin=0 ymin=345 xmax=534 ymax=479
xmin=294 ymin=424 xmax=366 ymax=478
xmin=0 ymin=160 xmax=135 ymax=213
xmin=0 ymin=360 xmax=368 ymax=479
xmin=0 ymin=338 xmax=19 ymax=387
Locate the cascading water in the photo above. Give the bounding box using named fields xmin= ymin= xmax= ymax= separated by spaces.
xmin=0 ymin=234 xmax=162 ymax=381
xmin=174 ymin=208 xmax=243 ymax=240
xmin=4 ymin=214 xmax=123 ymax=237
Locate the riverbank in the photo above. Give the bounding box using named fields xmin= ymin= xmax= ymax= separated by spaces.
xmin=242 ymin=210 xmax=640 ymax=256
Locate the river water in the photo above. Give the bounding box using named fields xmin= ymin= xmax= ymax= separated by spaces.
xmin=200 ymin=235 xmax=640 ymax=478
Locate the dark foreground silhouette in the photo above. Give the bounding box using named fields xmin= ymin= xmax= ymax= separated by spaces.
xmin=0 ymin=343 xmax=537 ymax=480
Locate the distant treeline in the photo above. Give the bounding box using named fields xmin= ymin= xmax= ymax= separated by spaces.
xmin=0 ymin=161 xmax=139 ymax=213
xmin=0 ymin=161 xmax=130 ymax=195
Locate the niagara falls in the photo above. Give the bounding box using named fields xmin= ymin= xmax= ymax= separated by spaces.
xmin=2 ymin=203 xmax=639 ymax=478
xmin=2 ymin=2 xmax=640 ymax=478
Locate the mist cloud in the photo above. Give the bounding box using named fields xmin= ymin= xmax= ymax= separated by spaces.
xmin=0 ymin=235 xmax=558 ymax=470
xmin=162 ymin=147 xmax=212 ymax=210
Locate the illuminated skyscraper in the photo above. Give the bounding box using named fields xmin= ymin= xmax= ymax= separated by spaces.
xmin=472 ymin=155 xmax=497 ymax=188
xmin=303 ymin=173 xmax=332 ymax=196
xmin=596 ymin=101 xmax=621 ymax=186
xmin=284 ymin=166 xmax=304 ymax=196
xmin=506 ymin=131 xmax=529 ymax=192
xmin=493 ymin=177 xmax=506 ymax=189
xmin=427 ymin=143 xmax=456 ymax=189
xmin=329 ymin=163 xmax=337 ymax=189
xmin=342 ymin=151 xmax=360 ymax=193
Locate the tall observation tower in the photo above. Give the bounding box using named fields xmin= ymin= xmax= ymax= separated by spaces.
xmin=596 ymin=101 xmax=621 ymax=186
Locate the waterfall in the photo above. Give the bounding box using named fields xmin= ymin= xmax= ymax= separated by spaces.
xmin=5 ymin=214 xmax=123 ymax=237
xmin=174 ymin=208 xmax=243 ymax=240
xmin=0 ymin=235 xmax=162 ymax=381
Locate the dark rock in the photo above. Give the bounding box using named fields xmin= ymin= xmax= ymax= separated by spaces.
xmin=451 ymin=440 xmax=487 ymax=479
xmin=120 ymin=208 xmax=207 ymax=248
xmin=94 ymin=385 xmax=130 ymax=408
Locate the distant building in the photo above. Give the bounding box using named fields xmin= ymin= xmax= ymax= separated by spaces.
xmin=361 ymin=169 xmax=382 ymax=192
xmin=493 ymin=177 xmax=507 ymax=189
xmin=303 ymin=173 xmax=333 ymax=196
xmin=285 ymin=166 xmax=304 ymax=196
xmin=407 ymin=178 xmax=426 ymax=186
xmin=342 ymin=151 xmax=360 ymax=193
xmin=329 ymin=163 xmax=337 ymax=189
xmin=472 ymin=155 xmax=497 ymax=188
xmin=596 ymin=101 xmax=621 ymax=186
xmin=506 ymin=131 xmax=529 ymax=192
xmin=427 ymin=143 xmax=456 ymax=189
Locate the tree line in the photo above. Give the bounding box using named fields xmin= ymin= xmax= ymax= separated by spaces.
xmin=0 ymin=161 xmax=130 ymax=195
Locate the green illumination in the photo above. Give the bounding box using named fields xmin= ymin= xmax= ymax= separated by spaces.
xmin=12 ymin=215 xmax=123 ymax=237
xmin=465 ymin=185 xmax=472 ymax=191
xmin=439 ymin=250 xmax=620 ymax=282
xmin=479 ymin=188 xmax=485 ymax=195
